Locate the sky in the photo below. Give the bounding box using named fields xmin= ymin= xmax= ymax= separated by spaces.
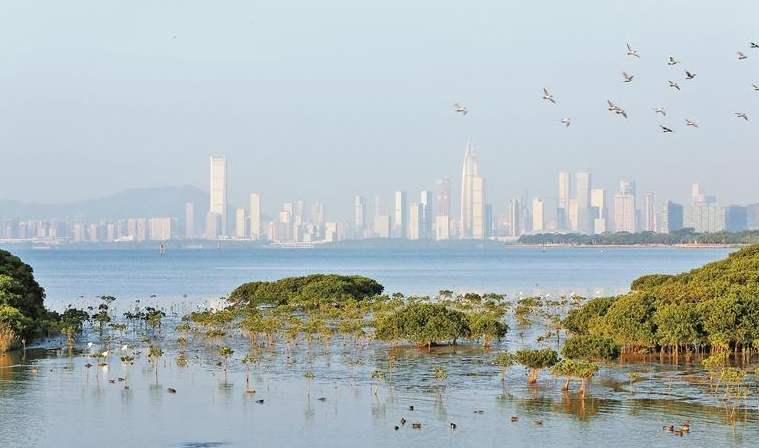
xmin=0 ymin=0 xmax=757 ymax=221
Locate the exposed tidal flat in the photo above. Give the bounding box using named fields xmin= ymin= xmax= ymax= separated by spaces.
xmin=1 ymin=246 xmax=757 ymax=448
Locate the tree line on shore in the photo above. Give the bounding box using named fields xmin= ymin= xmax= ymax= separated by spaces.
xmin=518 ymin=229 xmax=759 ymax=246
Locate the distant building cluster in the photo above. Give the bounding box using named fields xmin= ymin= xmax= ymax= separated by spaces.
xmin=1 ymin=147 xmax=757 ymax=244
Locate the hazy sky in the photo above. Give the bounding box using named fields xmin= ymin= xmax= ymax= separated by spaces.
xmin=0 ymin=0 xmax=757 ymax=220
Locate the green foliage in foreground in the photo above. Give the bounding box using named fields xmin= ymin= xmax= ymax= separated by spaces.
xmin=0 ymin=249 xmax=62 ymax=347
xmin=563 ymin=244 xmax=759 ymax=353
xmin=228 ymin=274 xmax=384 ymax=308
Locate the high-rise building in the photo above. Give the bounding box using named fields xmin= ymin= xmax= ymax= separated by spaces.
xmin=393 ymin=191 xmax=407 ymax=238
xmin=684 ymin=203 xmax=724 ymax=232
xmin=136 ymin=218 xmax=147 ymax=241
xmin=205 ymin=212 xmax=220 ymax=239
xmin=420 ymin=190 xmax=433 ymax=240
xmin=460 ymin=140 xmax=482 ymax=239
xmin=209 ymin=156 xmax=228 ymax=236
xmin=312 ymin=203 xmax=325 ymax=226
xmin=575 ymin=172 xmax=592 ymax=233
xmin=509 ymin=199 xmax=521 ymax=237
xmin=567 ymin=198 xmax=579 ymax=231
xmin=435 ymin=178 xmax=451 ymax=240
xmin=374 ymin=195 xmax=384 ymax=220
xmin=557 ymin=172 xmax=571 ymax=230
xmin=614 ymin=193 xmax=636 ymax=233
xmin=642 ymin=192 xmax=655 ymax=232
xmin=149 ymin=217 xmax=172 ymax=241
xmin=472 ymin=177 xmax=486 ymax=239
xmin=620 ymin=180 xmax=636 ymax=196
xmin=658 ymin=200 xmax=683 ymax=234
xmin=249 ymin=193 xmax=261 ymax=240
xmin=691 ymin=183 xmax=716 ymax=205
xmin=373 ymin=215 xmax=391 ymax=238
xmin=723 ymin=205 xmax=748 ymax=232
xmin=748 ymin=203 xmax=759 ymax=230
xmin=532 ymin=198 xmax=544 ymax=232
xmin=591 ymin=188 xmax=607 ymax=233
xmin=185 ymin=202 xmax=194 ymax=238
xmin=408 ymin=202 xmax=422 ymax=240
xmin=235 ymin=208 xmax=247 ymax=238
xmin=354 ymin=196 xmax=366 ymax=231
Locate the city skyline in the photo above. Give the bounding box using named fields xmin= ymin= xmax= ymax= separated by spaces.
xmin=2 ymin=144 xmax=758 ymax=243
xmin=0 ymin=2 xmax=757 ymax=210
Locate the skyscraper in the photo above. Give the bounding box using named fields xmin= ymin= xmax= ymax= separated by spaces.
xmin=684 ymin=203 xmax=724 ymax=232
xmin=658 ymin=200 xmax=683 ymax=234
xmin=472 ymin=177 xmax=486 ymax=239
xmin=393 ymin=191 xmax=407 ymax=238
xmin=420 ymin=190 xmax=433 ymax=240
xmin=557 ymin=172 xmax=570 ymax=230
xmin=249 ymin=193 xmax=261 ymax=240
xmin=185 ymin=202 xmax=194 ymax=238
xmin=575 ymin=172 xmax=592 ymax=234
xmin=642 ymin=192 xmax=655 ymax=232
xmin=532 ymin=198 xmax=544 ymax=232
xmin=614 ymin=193 xmax=636 ymax=233
xmin=435 ymin=178 xmax=451 ymax=240
xmin=209 ymin=156 xmax=228 ymax=236
xmin=408 ymin=202 xmax=422 ymax=240
xmin=460 ymin=140 xmax=482 ymax=239
xmin=354 ymin=196 xmax=366 ymax=231
xmin=149 ymin=217 xmax=172 ymax=241
xmin=509 ymin=199 xmax=521 ymax=237
xmin=235 ymin=208 xmax=247 ymax=238
xmin=591 ymin=188 xmax=607 ymax=233
xmin=312 ymin=203 xmax=325 ymax=226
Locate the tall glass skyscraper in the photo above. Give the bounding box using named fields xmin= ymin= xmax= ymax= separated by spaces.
xmin=209 ymin=156 xmax=228 ymax=236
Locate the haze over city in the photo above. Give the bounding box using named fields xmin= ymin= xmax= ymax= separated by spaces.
xmin=0 ymin=0 xmax=757 ymax=216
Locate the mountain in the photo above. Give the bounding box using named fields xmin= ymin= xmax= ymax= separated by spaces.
xmin=0 ymin=186 xmax=210 ymax=222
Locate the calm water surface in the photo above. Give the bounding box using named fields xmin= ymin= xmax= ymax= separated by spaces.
xmin=7 ymin=246 xmax=738 ymax=307
xmin=1 ymin=246 xmax=756 ymax=448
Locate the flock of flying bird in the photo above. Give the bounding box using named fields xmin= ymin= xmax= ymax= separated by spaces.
xmin=454 ymin=42 xmax=759 ymax=132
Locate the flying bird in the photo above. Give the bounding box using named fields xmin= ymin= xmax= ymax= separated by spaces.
xmin=560 ymin=117 xmax=571 ymax=127
xmin=622 ymin=71 xmax=634 ymax=83
xmin=751 ymin=42 xmax=759 ymax=49
xmin=542 ymin=88 xmax=556 ymax=104
xmin=626 ymin=43 xmax=640 ymax=58
xmin=668 ymin=80 xmax=680 ymax=91
xmin=738 ymin=52 xmax=748 ymax=60
xmin=606 ymin=100 xmax=627 ymax=118
xmin=753 ymin=84 xmax=759 ymax=91
xmin=454 ymin=103 xmax=468 ymax=115
xmin=660 ymin=125 xmax=674 ymax=133
xmin=685 ymin=119 xmax=698 ymax=128
xmin=735 ymin=112 xmax=749 ymax=121
xmin=685 ymin=70 xmax=696 ymax=80
xmin=667 ymin=56 xmax=679 ymax=65
xmin=653 ymin=107 xmax=666 ymax=116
